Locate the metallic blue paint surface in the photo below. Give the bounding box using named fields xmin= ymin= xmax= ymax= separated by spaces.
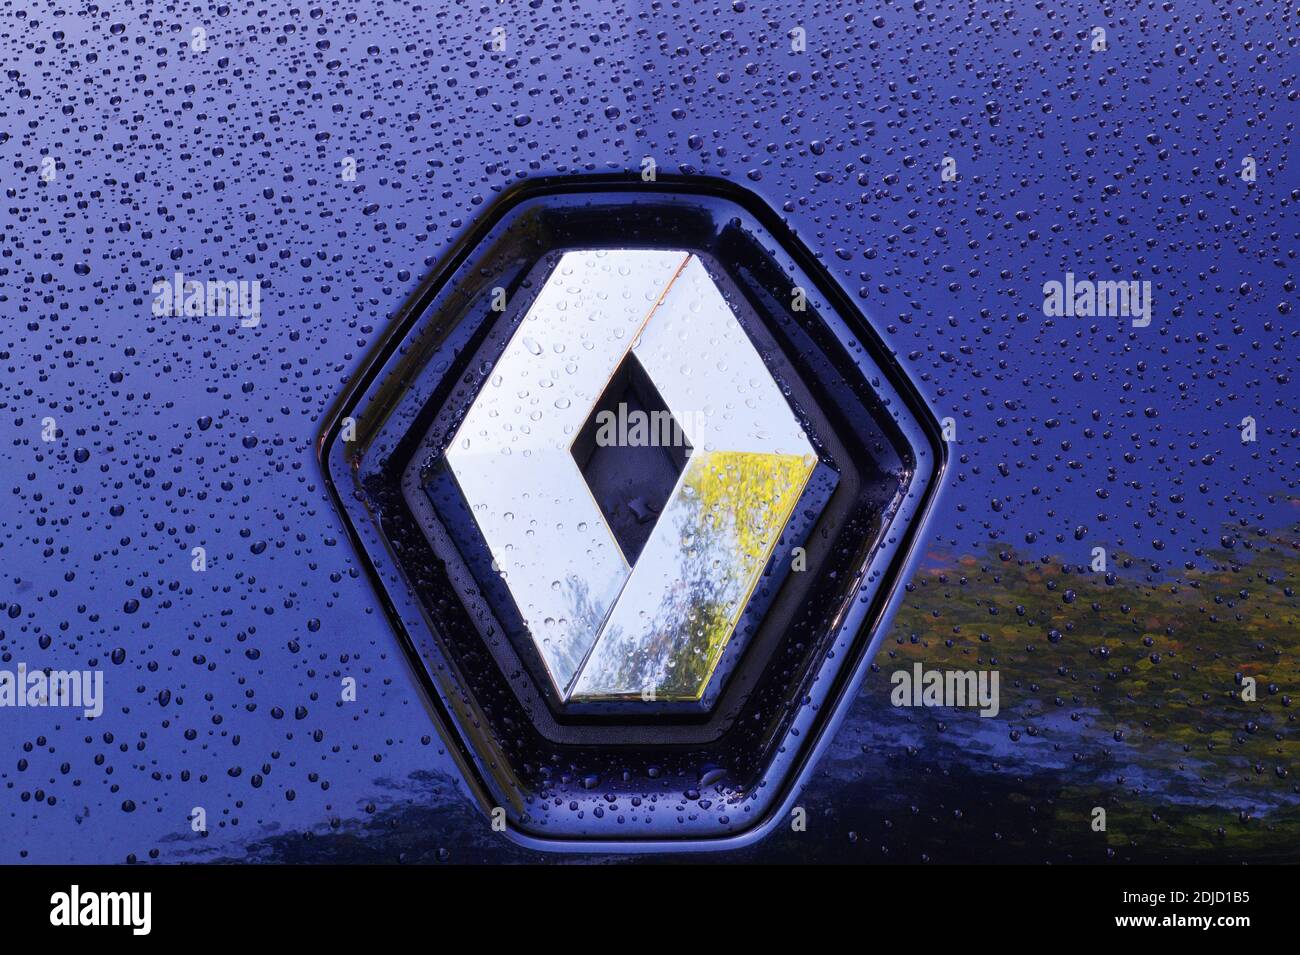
xmin=0 ymin=0 xmax=1294 ymax=862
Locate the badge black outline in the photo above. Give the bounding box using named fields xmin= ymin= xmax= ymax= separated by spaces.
xmin=318 ymin=176 xmax=946 ymax=850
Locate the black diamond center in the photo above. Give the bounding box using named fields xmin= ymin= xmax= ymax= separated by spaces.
xmin=571 ymin=354 xmax=691 ymax=564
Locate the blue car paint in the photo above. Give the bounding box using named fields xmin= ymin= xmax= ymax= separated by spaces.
xmin=0 ymin=0 xmax=1293 ymax=862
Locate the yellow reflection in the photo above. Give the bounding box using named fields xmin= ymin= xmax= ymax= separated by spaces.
xmin=569 ymin=449 xmax=816 ymax=702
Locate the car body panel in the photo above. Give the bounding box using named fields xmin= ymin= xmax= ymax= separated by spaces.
xmin=0 ymin=0 xmax=1294 ymax=862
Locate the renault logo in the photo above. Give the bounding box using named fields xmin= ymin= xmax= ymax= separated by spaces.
xmin=321 ymin=179 xmax=943 ymax=848
xmin=443 ymin=250 xmax=821 ymax=704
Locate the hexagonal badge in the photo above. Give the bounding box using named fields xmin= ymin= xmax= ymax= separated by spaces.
xmin=320 ymin=178 xmax=944 ymax=849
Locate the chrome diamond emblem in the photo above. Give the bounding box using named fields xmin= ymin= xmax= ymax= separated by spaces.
xmin=444 ymin=250 xmax=818 ymax=703
xmin=321 ymin=182 xmax=944 ymax=847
